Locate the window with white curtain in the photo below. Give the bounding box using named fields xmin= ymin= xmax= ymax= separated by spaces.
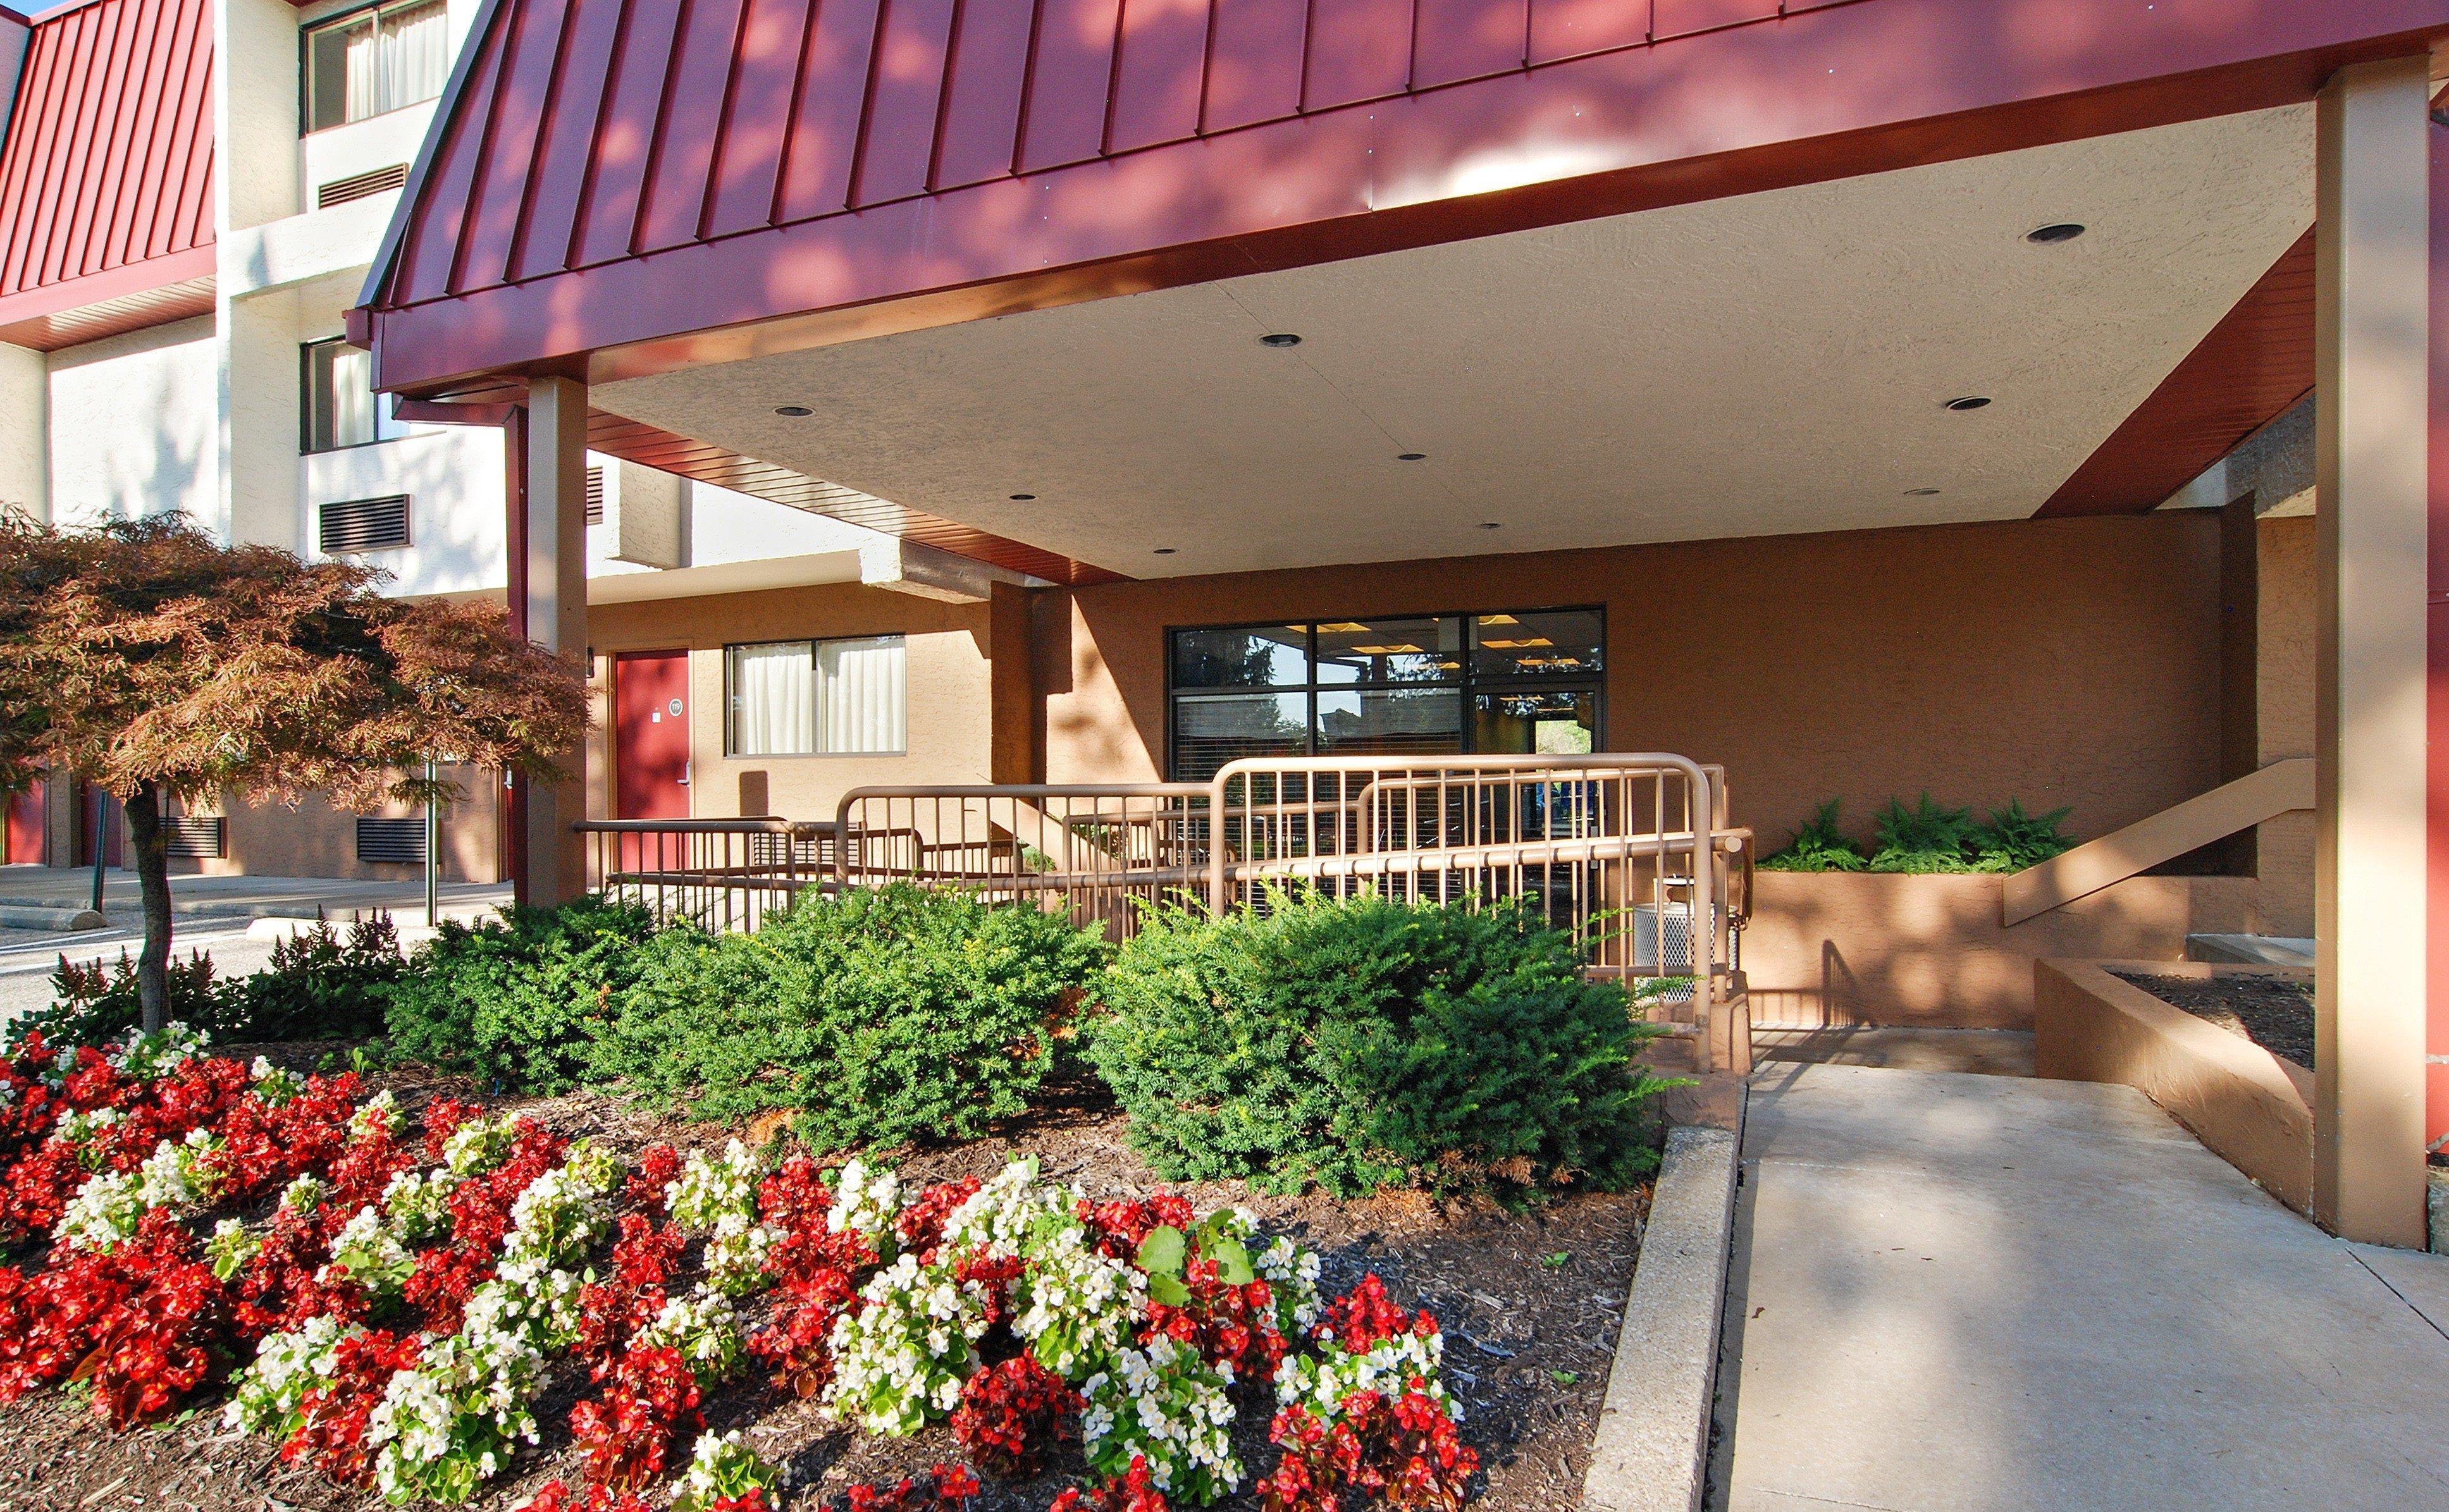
xmin=303 ymin=338 xmax=409 ymax=452
xmin=304 ymin=0 xmax=451 ymax=135
xmin=727 ymin=636 xmax=906 ymax=756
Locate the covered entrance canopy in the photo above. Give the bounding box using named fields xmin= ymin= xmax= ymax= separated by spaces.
xmin=352 ymin=0 xmax=2449 ymax=1245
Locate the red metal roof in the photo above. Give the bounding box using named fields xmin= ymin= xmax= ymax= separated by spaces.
xmin=0 ymin=0 xmax=214 ymax=350
xmin=358 ymin=0 xmax=2449 ymax=397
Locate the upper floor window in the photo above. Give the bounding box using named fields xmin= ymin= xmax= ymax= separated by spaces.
xmin=304 ymin=0 xmax=450 ymax=135
xmin=303 ymin=338 xmax=409 ymax=452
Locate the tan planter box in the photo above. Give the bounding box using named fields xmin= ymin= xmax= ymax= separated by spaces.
xmin=2034 ymin=958 xmax=2313 ymax=1213
xmin=1740 ymin=871 xmax=2254 ymax=1030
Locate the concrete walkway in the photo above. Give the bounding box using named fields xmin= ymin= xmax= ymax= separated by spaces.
xmin=1713 ymin=1063 xmax=2449 ymax=1512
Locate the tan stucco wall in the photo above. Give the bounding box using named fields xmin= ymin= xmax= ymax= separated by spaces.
xmin=204 ymin=770 xmax=505 ymax=883
xmin=2255 ymin=513 xmax=2316 ymax=937
xmin=1045 ymin=512 xmax=2226 ymax=852
xmin=1744 ymin=871 xmax=2255 ymax=1030
xmin=585 ymin=581 xmax=1006 ymax=825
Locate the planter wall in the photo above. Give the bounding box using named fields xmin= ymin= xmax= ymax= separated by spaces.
xmin=1740 ymin=871 xmax=2254 ymax=1030
xmin=2033 ymin=958 xmax=2313 ymax=1212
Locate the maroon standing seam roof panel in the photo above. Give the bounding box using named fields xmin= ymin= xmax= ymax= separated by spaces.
xmin=0 ymin=0 xmax=213 ymax=330
xmin=930 ymin=0 xmax=1035 ymax=190
xmin=854 ymin=0 xmax=958 ymax=206
xmin=1106 ymin=0 xmax=1209 ymax=156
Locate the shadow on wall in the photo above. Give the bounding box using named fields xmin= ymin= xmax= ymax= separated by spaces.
xmin=47 ymin=321 xmax=217 ymax=531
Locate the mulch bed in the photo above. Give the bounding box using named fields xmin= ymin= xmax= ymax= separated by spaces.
xmin=0 ymin=1051 xmax=1650 ymax=1512
xmin=2111 ymin=971 xmax=2316 ymax=1071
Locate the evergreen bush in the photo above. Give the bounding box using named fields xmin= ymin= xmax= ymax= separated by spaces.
xmin=1088 ymin=889 xmax=1670 ymax=1199
xmin=382 ymin=895 xmax=660 ymax=1093
xmin=594 ymin=884 xmax=1109 ymax=1152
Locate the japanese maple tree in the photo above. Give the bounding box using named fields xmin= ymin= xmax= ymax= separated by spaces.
xmin=0 ymin=512 xmax=587 ymax=1030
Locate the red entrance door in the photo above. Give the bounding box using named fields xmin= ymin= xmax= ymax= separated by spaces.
xmin=3 ymin=779 xmax=42 ymax=865
xmin=614 ymin=652 xmax=692 ymax=870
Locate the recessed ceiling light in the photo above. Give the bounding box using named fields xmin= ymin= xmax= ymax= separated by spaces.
xmin=1259 ymin=333 xmax=1302 ymax=348
xmin=1904 ymin=488 xmax=1942 ymax=496
xmin=773 ymin=405 xmax=813 ymax=417
xmin=1397 ymin=452 xmax=1428 ymax=462
xmin=1944 ymin=396 xmax=1992 ymax=412
xmin=1477 ymin=522 xmax=1501 ymax=531
xmin=1153 ymin=547 xmax=1177 ymax=555
xmin=1008 ymin=493 xmax=1035 ymax=501
xmin=2026 ymin=223 xmax=2087 ymax=244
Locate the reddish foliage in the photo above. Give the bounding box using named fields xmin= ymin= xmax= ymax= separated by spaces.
xmin=500 ymin=1480 xmax=653 ymax=1512
xmin=321 ymin=1117 xmax=418 ymax=1218
xmin=625 ymin=1143 xmax=682 ymax=1214
xmin=1075 ymin=1195 xmax=1195 ymax=1264
xmin=746 ymin=1269 xmax=855 ymax=1399
xmin=284 ymin=1328 xmax=423 ymax=1487
xmin=823 ymin=1464 xmax=982 ymax=1511
xmin=232 ymin=1203 xmax=366 ymax=1340
xmin=400 ymin=1119 xmax=566 ymax=1334
xmin=204 ymin=1074 xmax=362 ymax=1203
xmin=1256 ymin=1390 xmax=1477 ymax=1512
xmin=1314 ymin=1273 xmax=1434 ymax=1355
xmin=894 ymin=1177 xmax=980 ymax=1261
xmin=756 ymin=1155 xmax=879 ymax=1289
xmin=1144 ymin=1256 xmax=1288 ymax=1378
xmin=576 ymin=1214 xmax=683 ymax=1370
xmin=569 ymin=1345 xmax=701 ymax=1491
xmin=1051 ymin=1456 xmax=1170 ymax=1512
xmin=953 ymin=1249 xmax=1023 ymax=1333
xmin=419 ymin=1098 xmax=479 ymax=1163
xmin=949 ymin=1355 xmax=1079 ymax=1478
xmin=0 ymin=1212 xmax=233 ymax=1427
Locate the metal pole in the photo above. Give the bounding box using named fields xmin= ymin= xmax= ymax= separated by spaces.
xmin=424 ymin=759 xmax=440 ymax=929
xmin=88 ymin=789 xmax=108 ymax=914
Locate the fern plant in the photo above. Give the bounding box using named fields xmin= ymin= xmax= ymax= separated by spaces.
xmin=1758 ymin=800 xmax=1866 ymax=872
xmin=1969 ymin=799 xmax=2073 ymax=871
xmin=1867 ymin=793 xmax=1978 ymax=873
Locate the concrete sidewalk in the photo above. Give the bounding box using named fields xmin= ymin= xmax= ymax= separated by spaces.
xmin=1713 ymin=1063 xmax=2449 ymax=1511
xmin=0 ymin=866 xmax=509 ymax=926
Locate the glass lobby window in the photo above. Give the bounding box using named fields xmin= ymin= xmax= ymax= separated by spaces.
xmin=1167 ymin=610 xmax=1601 ymax=778
xmin=302 ymin=338 xmax=410 ymax=452
xmin=727 ymin=636 xmax=907 ymax=756
xmin=305 ymin=0 xmax=451 ymax=134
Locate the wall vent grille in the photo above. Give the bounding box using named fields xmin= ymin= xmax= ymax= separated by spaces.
xmin=355 ymin=817 xmax=426 ymax=865
xmin=163 ymin=817 xmax=224 ymax=859
xmin=585 ymin=465 xmax=606 ymax=526
xmin=319 ymin=495 xmax=412 ymax=553
xmin=318 ymin=163 xmax=410 ymax=209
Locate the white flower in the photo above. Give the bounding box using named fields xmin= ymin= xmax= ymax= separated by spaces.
xmin=225 ymin=1317 xmax=354 ymax=1439
xmin=666 ymin=1139 xmax=763 ymax=1232
xmin=349 ymin=1089 xmax=403 ymax=1140
xmin=825 ymin=1157 xmax=903 ymax=1239
xmin=1080 ymin=1335 xmax=1240 ymax=1499
xmin=634 ymin=1289 xmax=746 ymax=1384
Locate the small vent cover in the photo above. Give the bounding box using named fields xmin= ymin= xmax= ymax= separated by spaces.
xmin=355 ymin=817 xmax=428 ymax=865
xmin=320 ymin=495 xmax=411 ymax=553
xmin=585 ymin=465 xmax=606 ymax=526
xmin=163 ymin=817 xmax=225 ymax=859
xmin=318 ymin=163 xmax=410 ymax=209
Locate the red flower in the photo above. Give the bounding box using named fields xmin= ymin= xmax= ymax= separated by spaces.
xmin=894 ymin=1176 xmax=981 ymax=1262
xmin=949 ymin=1355 xmax=1080 ymax=1478
xmin=1052 ymin=1455 xmax=1171 ymax=1512
xmin=1075 ymin=1195 xmax=1195 ymax=1263
xmin=824 ymin=1464 xmax=981 ymax=1511
xmin=1257 ymin=1389 xmax=1476 ymax=1512
xmin=569 ymin=1344 xmax=701 ymax=1491
xmin=285 ymin=1328 xmax=423 ymax=1486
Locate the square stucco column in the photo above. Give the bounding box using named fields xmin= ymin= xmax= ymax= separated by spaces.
xmin=2314 ymin=57 xmax=2432 ymax=1247
xmin=519 ymin=376 xmax=590 ymax=907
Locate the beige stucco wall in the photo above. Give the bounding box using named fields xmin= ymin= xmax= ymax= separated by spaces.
xmin=2255 ymin=513 xmax=2316 ymax=937
xmin=1045 ymin=512 xmax=2226 ymax=852
xmin=202 ymin=769 xmax=505 ymax=883
xmin=585 ymin=581 xmax=1008 ymax=825
xmin=48 ymin=317 xmax=220 ymax=536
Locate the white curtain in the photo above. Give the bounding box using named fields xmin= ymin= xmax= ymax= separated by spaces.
xmin=817 ymin=637 xmax=906 ymax=754
xmin=330 ymin=345 xmax=376 ymax=447
xmin=347 ymin=1 xmax=449 ymax=123
xmin=729 ymin=642 xmax=817 ymax=756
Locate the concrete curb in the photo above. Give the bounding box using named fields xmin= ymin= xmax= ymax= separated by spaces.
xmin=1582 ymin=1117 xmax=1743 ymax=1512
xmin=0 ymin=906 xmax=106 ymax=932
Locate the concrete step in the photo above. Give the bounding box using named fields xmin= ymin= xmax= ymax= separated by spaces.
xmin=2186 ymin=932 xmax=2314 ymax=969
xmin=0 ymin=906 xmax=105 ymax=931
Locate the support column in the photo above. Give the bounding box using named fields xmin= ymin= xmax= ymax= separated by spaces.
xmin=2314 ymin=57 xmax=2431 ymax=1246
xmin=519 ymin=376 xmax=590 ymax=908
xmin=2429 ymin=106 xmax=2449 ymax=1188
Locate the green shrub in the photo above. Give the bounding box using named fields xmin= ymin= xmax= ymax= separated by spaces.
xmin=1758 ymin=801 xmax=1867 ymax=872
xmin=214 ymin=913 xmax=407 ymax=1042
xmin=1088 ymin=890 xmax=1671 ymax=1199
xmin=1969 ymin=799 xmax=2074 ymax=871
xmin=1865 ymin=792 xmax=1980 ymax=871
xmin=595 ymin=883 xmax=1110 ymax=1152
xmin=383 ymin=895 xmax=660 ymax=1093
xmin=6 ymin=948 xmax=218 ymax=1053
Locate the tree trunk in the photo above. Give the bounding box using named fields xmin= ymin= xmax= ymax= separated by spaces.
xmin=121 ymin=782 xmax=175 ymax=1033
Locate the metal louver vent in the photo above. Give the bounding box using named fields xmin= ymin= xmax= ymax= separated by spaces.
xmin=585 ymin=465 xmax=606 ymax=525
xmin=355 ymin=817 xmax=427 ymax=865
xmin=318 ymin=163 xmax=410 ymax=209
xmin=320 ymin=496 xmax=411 ymax=553
xmin=163 ymin=817 xmax=224 ymax=859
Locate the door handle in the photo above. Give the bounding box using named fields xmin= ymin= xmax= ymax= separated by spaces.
xmin=678 ymin=759 xmax=691 ymax=787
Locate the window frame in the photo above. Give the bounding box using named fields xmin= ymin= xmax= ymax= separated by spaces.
xmin=300 ymin=336 xmax=409 ymax=454
xmin=722 ymin=634 xmax=910 ymax=759
xmin=1163 ymin=608 xmax=1605 ymax=781
xmin=299 ymin=0 xmax=452 ymax=138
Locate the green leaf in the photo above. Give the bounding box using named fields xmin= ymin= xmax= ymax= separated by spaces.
xmin=1550 ymin=1368 xmax=1580 ymax=1386
xmin=1137 ymin=1224 xmax=1188 ymax=1277
xmin=1146 ymin=1270 xmax=1192 ymax=1308
xmin=1541 ymin=1250 xmax=1572 ymax=1270
xmin=1207 ymin=1235 xmax=1255 ymax=1286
